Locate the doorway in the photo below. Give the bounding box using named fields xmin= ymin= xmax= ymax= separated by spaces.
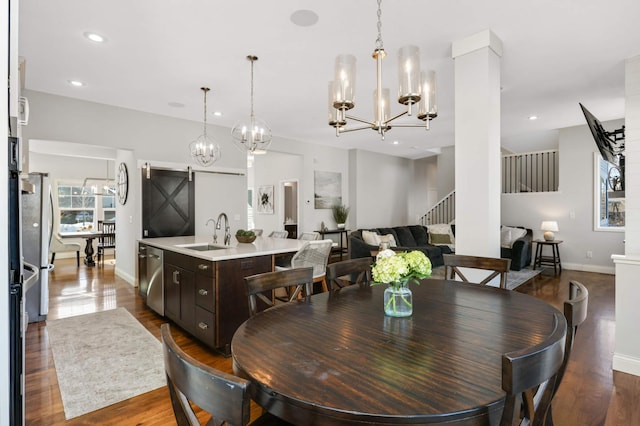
xmin=280 ymin=180 xmax=298 ymax=239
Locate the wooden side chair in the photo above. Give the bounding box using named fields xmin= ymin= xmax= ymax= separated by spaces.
xmin=443 ymin=254 xmax=511 ymax=288
xmin=161 ymin=324 xmax=290 ymax=426
xmin=244 ymin=267 xmax=314 ymax=318
xmin=501 ymin=312 xmax=567 ymax=426
xmin=545 ymin=280 xmax=589 ymax=425
xmin=97 ymin=221 xmax=116 ymax=266
xmin=275 ymin=240 xmax=333 ymax=293
xmin=326 ymin=257 xmax=373 ymax=291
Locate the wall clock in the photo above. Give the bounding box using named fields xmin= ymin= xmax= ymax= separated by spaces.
xmin=117 ymin=162 xmax=129 ymax=205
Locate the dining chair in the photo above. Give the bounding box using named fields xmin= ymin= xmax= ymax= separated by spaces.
xmin=250 ymin=228 xmax=263 ymax=236
xmin=500 ymin=312 xmax=566 ymax=426
xmin=161 ymin=323 xmax=290 ymax=425
xmin=326 ymin=257 xmax=372 ymax=291
xmin=244 ymin=267 xmax=314 ymax=318
xmin=97 ymin=221 xmax=116 ymax=266
xmin=275 ymin=240 xmax=333 ymax=293
xmin=298 ymin=231 xmax=320 ymax=241
xmin=49 ymin=235 xmax=81 ymax=267
xmin=269 ymin=230 xmax=289 ymax=238
xmin=545 ymin=280 xmax=589 ymax=425
xmin=443 ymin=254 xmax=511 ymax=288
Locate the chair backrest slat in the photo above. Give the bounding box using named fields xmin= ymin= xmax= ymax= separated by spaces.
xmin=326 ymin=257 xmax=373 ymax=290
xmin=444 ymin=254 xmax=511 ymax=288
xmin=244 ymin=267 xmax=314 ymax=317
xmin=161 ymin=324 xmax=251 ymax=426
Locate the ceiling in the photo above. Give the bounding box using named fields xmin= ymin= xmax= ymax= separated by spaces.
xmin=18 ymin=0 xmax=640 ymax=159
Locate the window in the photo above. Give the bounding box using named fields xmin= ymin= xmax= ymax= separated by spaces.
xmin=57 ymin=182 xmax=116 ymax=232
xmin=594 ymin=153 xmax=624 ymax=231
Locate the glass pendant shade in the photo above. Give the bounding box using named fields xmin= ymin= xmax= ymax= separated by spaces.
xmin=397 ymin=45 xmax=421 ymax=105
xmin=418 ymin=70 xmax=437 ymax=121
xmin=333 ymin=54 xmax=356 ymax=110
xmin=328 ymin=81 xmax=346 ymax=127
xmin=374 ymin=88 xmax=391 ymax=126
xmin=190 ymin=87 xmax=221 ymax=167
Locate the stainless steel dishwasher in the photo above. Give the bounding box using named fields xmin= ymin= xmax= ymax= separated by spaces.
xmin=145 ymin=246 xmax=164 ymax=315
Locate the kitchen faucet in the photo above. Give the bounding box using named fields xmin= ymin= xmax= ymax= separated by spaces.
xmin=213 ymin=213 xmax=231 ymax=245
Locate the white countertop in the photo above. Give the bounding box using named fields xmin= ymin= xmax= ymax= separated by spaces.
xmin=139 ymin=235 xmax=304 ymax=261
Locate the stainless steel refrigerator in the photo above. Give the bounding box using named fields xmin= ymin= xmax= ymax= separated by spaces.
xmin=21 ymin=172 xmax=52 ymax=323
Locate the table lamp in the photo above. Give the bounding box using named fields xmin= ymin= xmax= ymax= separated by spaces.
xmin=540 ymin=221 xmax=559 ymax=241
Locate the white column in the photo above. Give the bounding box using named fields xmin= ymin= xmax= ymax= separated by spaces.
xmin=613 ymin=54 xmax=640 ymax=376
xmin=452 ymin=30 xmax=503 ymax=257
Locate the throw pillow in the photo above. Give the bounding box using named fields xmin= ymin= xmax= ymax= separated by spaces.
xmin=379 ymin=234 xmax=397 ymax=247
xmin=428 ymin=223 xmax=455 ymax=245
xmin=500 ymin=228 xmax=512 ymax=248
xmin=430 ymin=233 xmax=452 ymax=245
xmin=362 ymin=230 xmax=381 ymax=246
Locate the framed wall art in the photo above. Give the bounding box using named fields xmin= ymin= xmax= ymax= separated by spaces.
xmin=314 ymin=171 xmax=342 ymax=209
xmin=257 ymin=185 xmax=274 ymax=214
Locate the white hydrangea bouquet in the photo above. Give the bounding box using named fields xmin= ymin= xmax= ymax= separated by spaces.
xmin=371 ymin=249 xmax=432 ymax=289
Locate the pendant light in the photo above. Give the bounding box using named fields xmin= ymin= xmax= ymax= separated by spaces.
xmin=190 ymin=87 xmax=221 ymax=167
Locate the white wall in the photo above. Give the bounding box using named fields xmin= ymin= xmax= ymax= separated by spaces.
xmin=502 ymin=118 xmax=625 ymax=273
xmin=437 ymin=145 xmax=455 ymax=200
xmin=350 ymin=150 xmax=414 ymax=228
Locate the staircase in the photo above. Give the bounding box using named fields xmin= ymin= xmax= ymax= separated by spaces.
xmin=420 ymin=190 xmax=455 ymax=226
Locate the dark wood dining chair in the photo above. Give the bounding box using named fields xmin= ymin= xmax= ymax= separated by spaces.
xmin=443 ymin=254 xmax=511 ymax=288
xmin=244 ymin=267 xmax=314 ymax=318
xmin=161 ymin=323 xmax=290 ymax=426
xmin=545 ymin=280 xmax=589 ymax=425
xmin=326 ymin=257 xmax=372 ymax=291
xmin=501 ymin=312 xmax=567 ymax=426
xmin=97 ymin=221 xmax=116 ymax=266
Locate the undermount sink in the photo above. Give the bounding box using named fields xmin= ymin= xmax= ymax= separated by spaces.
xmin=177 ymin=243 xmax=227 ymax=251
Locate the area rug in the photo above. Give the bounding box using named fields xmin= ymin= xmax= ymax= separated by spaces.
xmin=46 ymin=307 xmax=166 ymax=420
xmin=429 ymin=266 xmax=541 ymax=290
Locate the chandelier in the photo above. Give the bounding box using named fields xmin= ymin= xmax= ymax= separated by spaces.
xmin=328 ymin=0 xmax=437 ymax=140
xmin=190 ymin=87 xmax=221 ymax=167
xmin=231 ymin=55 xmax=272 ymax=154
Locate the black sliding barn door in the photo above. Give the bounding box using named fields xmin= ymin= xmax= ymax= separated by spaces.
xmin=142 ymin=168 xmax=195 ymax=237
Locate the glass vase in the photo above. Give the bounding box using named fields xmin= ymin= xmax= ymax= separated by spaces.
xmin=384 ymin=284 xmax=413 ymax=317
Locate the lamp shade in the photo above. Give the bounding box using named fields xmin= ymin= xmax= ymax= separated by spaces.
xmin=540 ymin=221 xmax=559 ymax=241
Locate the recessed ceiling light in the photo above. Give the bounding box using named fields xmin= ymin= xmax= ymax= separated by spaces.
xmin=529 ymin=115 xmax=538 ymax=120
xmin=290 ymin=10 xmax=319 ymax=27
xmin=68 ymin=80 xmax=85 ymax=87
xmin=168 ymin=102 xmax=185 ymax=108
xmin=393 ymin=140 xmax=399 ymax=145
xmin=84 ymin=32 xmax=107 ymax=43
xmin=213 ymin=111 xmax=223 ymax=117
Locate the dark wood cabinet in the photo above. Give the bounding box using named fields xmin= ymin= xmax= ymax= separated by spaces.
xmin=162 ymin=249 xmax=271 ymax=356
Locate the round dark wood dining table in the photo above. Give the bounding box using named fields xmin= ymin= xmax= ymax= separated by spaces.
xmin=232 ymin=279 xmax=564 ymax=425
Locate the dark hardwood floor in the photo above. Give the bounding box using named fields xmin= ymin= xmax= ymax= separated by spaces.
xmin=25 ymin=258 xmax=639 ymax=425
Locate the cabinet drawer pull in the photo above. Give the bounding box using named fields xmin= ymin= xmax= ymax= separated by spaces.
xmin=198 ymin=288 xmax=208 ymax=296
xmin=198 ymin=322 xmax=209 ymax=330
xmin=198 ymin=264 xmax=210 ymax=271
xmin=172 ymin=270 xmax=180 ymax=284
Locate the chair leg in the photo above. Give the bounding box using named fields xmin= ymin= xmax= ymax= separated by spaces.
xmin=76 ymin=251 xmax=80 ymax=267
xmin=51 ymin=253 xmax=56 ymax=264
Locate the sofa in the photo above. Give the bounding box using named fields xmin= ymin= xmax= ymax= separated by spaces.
xmin=500 ymin=226 xmax=533 ymax=271
xmin=349 ymin=225 xmax=453 ymax=267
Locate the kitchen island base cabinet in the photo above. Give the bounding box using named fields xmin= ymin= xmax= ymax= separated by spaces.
xmin=216 ymin=256 xmax=272 ymax=355
xmin=162 ymin=249 xmax=271 ymax=356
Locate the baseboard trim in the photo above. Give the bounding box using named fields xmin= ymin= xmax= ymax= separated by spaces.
xmin=613 ymin=353 xmax=640 ymax=377
xmin=115 ymin=267 xmax=136 ymax=286
xmin=561 ymin=262 xmax=615 ymax=275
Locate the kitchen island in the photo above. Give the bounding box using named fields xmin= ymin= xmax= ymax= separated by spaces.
xmin=138 ymin=236 xmax=305 ymax=355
